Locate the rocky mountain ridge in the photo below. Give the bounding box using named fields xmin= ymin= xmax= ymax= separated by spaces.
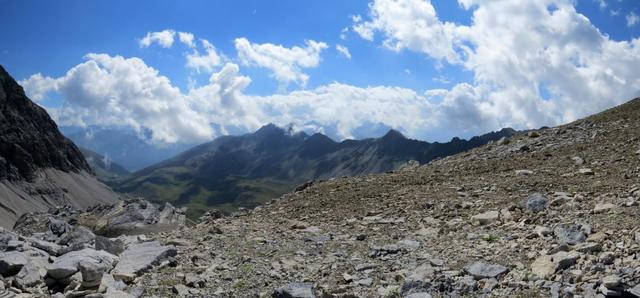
xmin=117 ymin=123 xmax=516 ymax=219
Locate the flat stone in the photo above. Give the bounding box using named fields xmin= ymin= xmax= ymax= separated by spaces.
xmin=172 ymin=284 xmax=190 ymax=296
xmin=578 ymin=168 xmax=594 ymax=175
xmin=515 ymin=170 xmax=534 ymax=176
xmin=47 ymin=248 xmax=118 ymax=280
xmin=603 ymin=275 xmax=621 ymax=288
xmin=463 ymin=262 xmax=509 ymax=280
xmin=573 ymin=242 xmax=602 ymax=253
xmin=0 ymin=251 xmax=28 ymax=276
xmin=355 ymin=277 xmax=373 ymax=287
xmin=471 ymin=211 xmax=500 ymax=226
xmin=405 ymin=293 xmax=432 ymax=298
xmin=273 ymin=283 xmax=316 ymax=298
xmin=593 ymin=203 xmax=617 ymax=213
xmin=522 ymin=193 xmax=548 ymax=212
xmin=111 ymin=241 xmax=176 ymax=282
xmin=531 ymin=251 xmax=580 ymax=279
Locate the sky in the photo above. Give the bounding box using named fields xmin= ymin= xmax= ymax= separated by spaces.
xmin=1 ymin=0 xmax=640 ymax=145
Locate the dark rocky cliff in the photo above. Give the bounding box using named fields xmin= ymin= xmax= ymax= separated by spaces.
xmin=0 ymin=65 xmax=91 ymax=181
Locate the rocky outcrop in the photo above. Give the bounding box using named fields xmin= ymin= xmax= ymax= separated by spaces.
xmin=0 ymin=65 xmax=119 ymax=229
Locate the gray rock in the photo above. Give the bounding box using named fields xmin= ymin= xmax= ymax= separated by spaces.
xmin=463 ymin=262 xmax=509 ymax=280
xmin=13 ymin=262 xmax=41 ymax=291
xmin=593 ymin=203 xmax=617 ymax=213
xmin=47 ymin=248 xmax=118 ymax=280
xmin=355 ymin=277 xmax=373 ymax=287
xmin=470 ymin=211 xmax=500 ymax=225
xmin=111 ymin=241 xmax=176 ymax=282
xmin=89 ymin=199 xmax=186 ymax=237
xmin=78 ymin=260 xmax=106 ymax=288
xmin=58 ymin=226 xmax=95 ymax=250
xmin=521 ymin=193 xmax=548 ymax=212
xmin=172 ymin=284 xmax=190 ymax=296
xmin=554 ymin=224 xmax=586 ymax=245
xmin=405 ymin=293 xmax=432 ymax=298
xmin=0 ymin=251 xmax=28 ymax=276
xmin=573 ymin=242 xmax=602 ymax=253
xmin=531 ymin=251 xmax=580 ymax=279
xmin=95 ymin=236 xmax=127 ymax=256
xmin=48 ymin=219 xmax=71 ymax=237
xmin=627 ymin=284 xmax=640 ymax=297
xmin=273 ymin=283 xmax=316 ymax=298
xmin=27 ymin=238 xmax=63 ymax=256
xmin=602 ymin=275 xmax=621 ymax=288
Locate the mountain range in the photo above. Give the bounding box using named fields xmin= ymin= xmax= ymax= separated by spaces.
xmin=115 ymin=123 xmax=516 ymax=219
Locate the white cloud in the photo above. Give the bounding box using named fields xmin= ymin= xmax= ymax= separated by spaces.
xmin=628 ymin=12 xmax=639 ymax=27
xmin=340 ymin=27 xmax=349 ymax=40
xmin=336 ymin=44 xmax=352 ymax=59
xmin=594 ymin=0 xmax=606 ymax=10
xmin=353 ymin=0 xmax=461 ymax=63
xmin=139 ymin=29 xmax=176 ymax=48
xmin=19 ymin=73 xmax=57 ymax=101
xmin=185 ymin=39 xmax=222 ymax=73
xmin=234 ymin=37 xmax=328 ymax=88
xmin=178 ymin=32 xmax=196 ymax=48
xmin=20 ymin=54 xmax=214 ymax=144
xmin=353 ymin=0 xmax=640 ymax=134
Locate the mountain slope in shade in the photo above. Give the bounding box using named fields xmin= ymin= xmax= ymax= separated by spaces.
xmin=116 ymin=124 xmax=516 ymax=218
xmin=0 ymin=65 xmax=119 ymax=228
xmin=79 ymin=147 xmax=130 ymax=184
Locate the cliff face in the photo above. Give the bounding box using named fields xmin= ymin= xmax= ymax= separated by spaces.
xmin=0 ymin=65 xmax=119 ymax=228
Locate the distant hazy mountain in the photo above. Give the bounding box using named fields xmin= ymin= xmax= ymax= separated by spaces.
xmin=61 ymin=126 xmax=197 ymax=172
xmin=115 ymin=124 xmax=516 ymax=219
xmin=79 ymin=147 xmax=130 ymax=184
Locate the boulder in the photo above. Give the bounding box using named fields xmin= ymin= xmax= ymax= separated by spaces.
xmin=13 ymin=262 xmax=41 ymax=291
xmin=47 ymin=248 xmax=118 ymax=280
xmin=0 ymin=251 xmax=28 ymax=276
xmin=463 ymin=262 xmax=509 ymax=280
xmin=521 ymin=193 xmax=548 ymax=212
xmin=111 ymin=241 xmax=176 ymax=282
xmin=95 ymin=236 xmax=127 ymax=256
xmin=273 ymin=283 xmax=316 ymax=298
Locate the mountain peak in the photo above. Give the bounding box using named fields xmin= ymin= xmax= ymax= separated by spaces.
xmin=254 ymin=123 xmax=285 ymax=136
xmin=381 ymin=129 xmax=406 ymax=140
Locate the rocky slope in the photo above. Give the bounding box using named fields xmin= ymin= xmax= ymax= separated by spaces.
xmin=117 ymin=124 xmax=515 ymax=219
xmin=126 ymin=97 xmax=640 ymax=297
xmin=0 ymin=65 xmax=119 ymax=228
xmin=0 ymin=199 xmax=186 ymax=297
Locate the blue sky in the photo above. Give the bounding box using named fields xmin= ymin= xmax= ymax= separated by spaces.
xmin=1 ymin=0 xmax=640 ymax=144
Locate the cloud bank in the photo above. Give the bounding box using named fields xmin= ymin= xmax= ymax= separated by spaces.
xmin=20 ymin=0 xmax=640 ymax=145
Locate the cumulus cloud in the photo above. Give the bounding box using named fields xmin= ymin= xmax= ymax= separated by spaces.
xmin=628 ymin=12 xmax=639 ymax=27
xmin=234 ymin=37 xmax=328 ymax=88
xmin=336 ymin=44 xmax=352 ymax=59
xmin=185 ymin=39 xmax=222 ymax=73
xmin=178 ymin=32 xmax=196 ymax=48
xmin=139 ymin=29 xmax=176 ymax=48
xmin=353 ymin=0 xmax=462 ymax=63
xmin=353 ymin=0 xmax=640 ymax=134
xmin=20 ymin=54 xmax=214 ymax=144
